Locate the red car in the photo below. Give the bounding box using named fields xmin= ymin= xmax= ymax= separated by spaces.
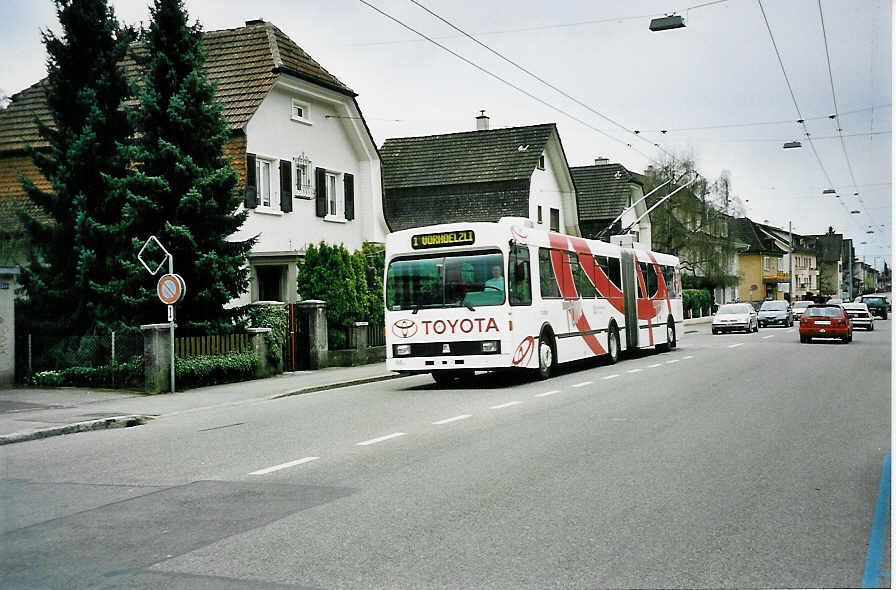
xmin=799 ymin=304 xmax=853 ymax=343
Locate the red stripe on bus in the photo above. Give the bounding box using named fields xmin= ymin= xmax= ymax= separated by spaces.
xmin=549 ymin=234 xmax=605 ymax=356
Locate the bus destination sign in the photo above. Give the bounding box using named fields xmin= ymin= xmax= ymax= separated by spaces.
xmin=411 ymin=230 xmax=475 ymax=250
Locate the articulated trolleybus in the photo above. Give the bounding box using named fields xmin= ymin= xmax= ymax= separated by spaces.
xmin=385 ymin=217 xmax=683 ymax=384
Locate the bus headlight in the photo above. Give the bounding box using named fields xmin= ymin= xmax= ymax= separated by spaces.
xmin=481 ymin=341 xmax=499 ymax=353
xmin=395 ymin=344 xmax=411 ymax=356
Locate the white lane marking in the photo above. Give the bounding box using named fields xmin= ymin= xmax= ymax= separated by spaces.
xmin=762 ymin=335 xmax=774 ymax=339
xmin=728 ymin=343 xmax=745 ymax=348
xmin=250 ymin=456 xmax=319 ymax=475
xmin=535 ymin=390 xmax=561 ymax=397
xmin=683 ymin=355 xmax=694 ymax=359
xmin=649 ymin=363 xmax=663 ymax=368
xmin=665 ymin=359 xmax=680 ymax=364
xmin=572 ymin=381 xmax=593 ymax=388
xmin=627 ymin=368 xmax=643 ymax=373
xmin=602 ymin=374 xmax=620 ymax=380
xmin=490 ymin=401 xmax=523 ymax=409
xmin=432 ymin=414 xmax=472 ymax=425
xmin=356 ymin=432 xmax=407 ymax=446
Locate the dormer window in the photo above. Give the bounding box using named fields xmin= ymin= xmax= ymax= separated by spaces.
xmin=537 ymin=154 xmax=545 ymax=170
xmin=291 ymin=99 xmax=310 ymax=123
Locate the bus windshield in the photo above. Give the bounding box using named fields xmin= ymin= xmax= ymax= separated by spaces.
xmin=386 ymin=250 xmax=505 ymax=311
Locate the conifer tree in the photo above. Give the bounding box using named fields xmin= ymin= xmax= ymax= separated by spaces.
xmin=122 ymin=0 xmax=254 ymax=332
xmin=19 ymin=0 xmax=134 ymax=335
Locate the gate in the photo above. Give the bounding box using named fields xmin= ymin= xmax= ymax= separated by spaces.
xmin=285 ymin=304 xmax=311 ymax=371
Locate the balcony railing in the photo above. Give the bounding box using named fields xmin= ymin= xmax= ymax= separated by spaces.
xmin=762 ymin=271 xmax=791 ymax=283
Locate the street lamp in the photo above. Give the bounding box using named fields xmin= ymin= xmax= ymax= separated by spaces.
xmin=783 ymin=141 xmax=802 ymax=149
xmin=649 ymin=14 xmax=686 ymax=31
xmin=822 ymin=189 xmax=836 ymax=195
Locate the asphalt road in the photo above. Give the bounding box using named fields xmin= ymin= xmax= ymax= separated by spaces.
xmin=1 ymin=321 xmax=890 ymax=589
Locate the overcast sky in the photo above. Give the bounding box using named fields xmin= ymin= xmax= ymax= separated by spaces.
xmin=1 ymin=0 xmax=891 ymax=269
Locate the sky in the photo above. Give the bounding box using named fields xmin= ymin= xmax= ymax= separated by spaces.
xmin=1 ymin=0 xmax=891 ymax=269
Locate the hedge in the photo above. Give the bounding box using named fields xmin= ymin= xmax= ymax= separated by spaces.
xmin=29 ymin=357 xmax=144 ymax=389
xmin=682 ymin=288 xmax=713 ymax=317
xmin=174 ymin=350 xmax=257 ymax=389
xmin=247 ymin=304 xmax=286 ymax=368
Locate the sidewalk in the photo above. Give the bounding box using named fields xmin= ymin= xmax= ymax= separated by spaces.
xmin=0 ymin=362 xmax=403 ymax=445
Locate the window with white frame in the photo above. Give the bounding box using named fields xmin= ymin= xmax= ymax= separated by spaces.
xmin=326 ymin=172 xmax=341 ymax=219
xmin=294 ymin=153 xmax=312 ymax=198
xmin=291 ymin=99 xmax=309 ymax=123
xmin=256 ymin=158 xmax=273 ymax=208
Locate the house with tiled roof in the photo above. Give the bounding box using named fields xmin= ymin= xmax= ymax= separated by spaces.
xmin=569 ymin=158 xmax=651 ymax=249
xmin=803 ymin=228 xmax=845 ymax=298
xmin=0 ymin=19 xmax=387 ymax=304
xmin=754 ymin=222 xmax=819 ymax=300
xmin=380 ymin=115 xmax=580 ymax=235
xmin=734 ymin=217 xmax=788 ymax=302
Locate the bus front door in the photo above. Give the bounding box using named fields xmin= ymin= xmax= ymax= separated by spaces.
xmin=620 ymin=250 xmax=639 ymax=350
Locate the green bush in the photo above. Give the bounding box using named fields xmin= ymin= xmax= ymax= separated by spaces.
xmin=682 ymin=288 xmax=713 ymax=317
xmin=297 ymin=242 xmax=366 ymax=349
xmin=175 ymin=350 xmax=257 ymax=389
xmin=247 ymin=304 xmax=286 ymax=368
xmin=29 ymin=357 xmax=144 ymax=389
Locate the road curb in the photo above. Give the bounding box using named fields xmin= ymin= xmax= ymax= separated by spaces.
xmin=270 ymin=372 xmax=409 ymax=400
xmin=0 ymin=415 xmax=155 ymax=446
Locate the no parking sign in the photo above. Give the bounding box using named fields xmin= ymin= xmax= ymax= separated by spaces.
xmin=157 ymin=273 xmax=186 ymax=305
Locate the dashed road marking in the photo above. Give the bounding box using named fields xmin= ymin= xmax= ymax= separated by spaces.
xmin=490 ymin=401 xmax=523 ymax=409
xmin=535 ymin=390 xmax=560 ymax=397
xmin=250 ymin=456 xmax=319 ymax=475
xmin=683 ymin=355 xmax=694 ymax=359
xmin=572 ymin=381 xmax=593 ymax=388
xmin=728 ymin=343 xmax=745 ymax=348
xmin=432 ymin=414 xmax=472 ymax=425
xmin=665 ymin=359 xmax=680 ymax=364
xmin=649 ymin=363 xmax=663 ymax=368
xmin=627 ymin=368 xmax=643 ymax=373
xmin=602 ymin=374 xmax=620 ymax=380
xmin=356 ymin=432 xmax=407 ymax=446
xmin=762 ymin=335 xmax=774 ymax=339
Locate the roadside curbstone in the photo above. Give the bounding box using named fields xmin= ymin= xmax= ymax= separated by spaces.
xmin=0 ymin=415 xmax=155 ymax=446
xmin=270 ymin=372 xmax=409 ymax=399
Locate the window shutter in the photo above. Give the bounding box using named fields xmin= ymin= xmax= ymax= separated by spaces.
xmin=315 ymin=167 xmax=327 ymax=217
xmin=279 ymin=160 xmax=292 ymax=212
xmin=344 ymin=173 xmax=355 ymax=221
xmin=245 ymin=153 xmax=257 ymax=209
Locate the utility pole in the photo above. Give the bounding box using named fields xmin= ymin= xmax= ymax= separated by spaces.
xmin=788 ymin=221 xmax=793 ymax=301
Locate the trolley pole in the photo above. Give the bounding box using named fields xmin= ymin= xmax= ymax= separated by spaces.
xmin=789 ymin=221 xmax=793 ymax=301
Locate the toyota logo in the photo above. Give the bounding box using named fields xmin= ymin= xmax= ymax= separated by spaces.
xmin=392 ymin=319 xmax=418 ymax=338
xmin=511 ymin=336 xmax=535 ymax=366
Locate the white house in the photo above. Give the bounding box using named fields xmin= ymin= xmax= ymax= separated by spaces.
xmin=216 ymin=20 xmax=387 ymax=304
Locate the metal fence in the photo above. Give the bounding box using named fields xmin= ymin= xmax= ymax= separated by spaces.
xmin=16 ymin=328 xmax=143 ymax=377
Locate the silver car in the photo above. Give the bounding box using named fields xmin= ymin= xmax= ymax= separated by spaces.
xmin=843 ymin=302 xmax=874 ymax=331
xmin=792 ymin=300 xmax=812 ymax=319
xmin=712 ymin=303 xmax=758 ymax=334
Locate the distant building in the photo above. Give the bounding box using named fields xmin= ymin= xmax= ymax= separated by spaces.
xmin=804 ymin=229 xmax=845 ymax=299
xmin=734 ymin=218 xmax=787 ymax=302
xmin=570 ymin=158 xmax=651 ymax=250
xmin=380 ymin=117 xmax=580 ymax=235
xmin=754 ymin=223 xmax=818 ymax=301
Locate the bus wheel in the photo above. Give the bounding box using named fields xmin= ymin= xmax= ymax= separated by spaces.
xmin=607 ymin=325 xmax=620 ymax=364
xmin=667 ymin=319 xmax=677 ymax=349
xmin=537 ymin=334 xmax=554 ymax=380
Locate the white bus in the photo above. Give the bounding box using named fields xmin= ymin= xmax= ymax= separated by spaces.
xmin=385 ymin=217 xmax=683 ymax=383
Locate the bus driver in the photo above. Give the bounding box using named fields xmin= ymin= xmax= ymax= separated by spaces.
xmin=485 ymin=265 xmax=504 ymax=292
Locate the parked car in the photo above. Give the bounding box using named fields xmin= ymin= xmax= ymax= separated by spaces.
xmin=791 ymin=300 xmax=812 ymax=319
xmin=712 ymin=303 xmax=758 ymax=334
xmin=843 ymin=302 xmax=874 ymax=331
xmin=857 ymin=295 xmax=888 ymax=319
xmin=758 ymin=300 xmax=793 ymax=327
xmin=799 ymin=304 xmax=853 ymax=343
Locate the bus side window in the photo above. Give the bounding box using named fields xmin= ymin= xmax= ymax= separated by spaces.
xmin=661 ymin=265 xmax=675 ymax=296
xmin=538 ymin=247 xmax=561 ymax=298
xmin=572 ymin=252 xmax=597 ymax=298
xmin=646 ymin=263 xmax=658 ymax=297
xmin=638 ymin=262 xmax=650 ymax=298
xmin=606 ymin=256 xmax=622 ymax=292
xmin=509 ymin=245 xmax=532 ymax=306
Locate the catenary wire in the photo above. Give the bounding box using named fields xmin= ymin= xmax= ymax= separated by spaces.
xmin=358 ymin=0 xmax=653 ymax=160
xmin=408 ymin=0 xmax=671 ymax=158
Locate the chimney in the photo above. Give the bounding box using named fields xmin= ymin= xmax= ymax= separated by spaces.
xmin=245 ymin=19 xmax=265 ymax=26
xmin=475 ymin=110 xmax=490 ymax=131
xmin=594 ymin=156 xmax=609 ymax=165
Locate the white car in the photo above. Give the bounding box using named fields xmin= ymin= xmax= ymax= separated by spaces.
xmin=712 ymin=303 xmax=758 ymax=334
xmin=843 ymin=302 xmax=874 ymax=331
xmin=792 ymin=300 xmax=812 ymax=319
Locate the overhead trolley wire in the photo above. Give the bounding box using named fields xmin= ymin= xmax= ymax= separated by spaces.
xmin=756 ymin=0 xmax=862 ymax=236
xmin=408 ymin=0 xmax=671 ymax=158
xmin=358 ymin=0 xmax=653 ymax=160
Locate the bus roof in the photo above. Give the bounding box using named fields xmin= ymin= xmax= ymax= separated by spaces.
xmin=385 ymin=218 xmax=679 ymax=266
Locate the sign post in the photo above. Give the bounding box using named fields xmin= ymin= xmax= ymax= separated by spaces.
xmin=138 ymin=236 xmax=185 ymax=393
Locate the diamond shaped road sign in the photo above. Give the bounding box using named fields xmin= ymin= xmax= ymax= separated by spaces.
xmin=138 ymin=235 xmax=171 ymax=276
